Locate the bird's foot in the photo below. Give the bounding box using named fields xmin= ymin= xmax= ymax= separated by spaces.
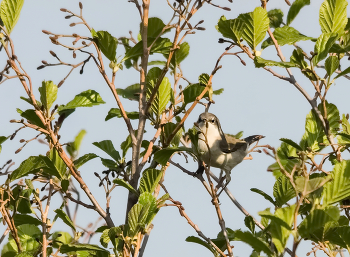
xmin=193 ymin=165 xmax=205 ymax=177
xmin=215 ymin=177 xmax=226 ymax=191
xmin=216 ymin=181 xmax=229 ymax=197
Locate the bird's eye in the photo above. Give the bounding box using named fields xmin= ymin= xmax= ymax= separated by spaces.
xmin=210 ymin=119 xmax=215 ymax=123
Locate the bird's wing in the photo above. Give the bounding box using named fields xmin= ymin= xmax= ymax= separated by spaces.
xmin=220 ymin=134 xmax=248 ymax=153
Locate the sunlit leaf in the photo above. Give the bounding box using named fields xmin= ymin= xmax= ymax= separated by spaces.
xmin=319 ymin=0 xmax=348 ymax=34
xmin=0 ymin=0 xmax=24 ymax=34
xmin=38 ymin=81 xmax=57 ymax=111
xmin=58 ymin=90 xmax=105 ymax=112
xmin=93 ymin=140 xmax=121 ymax=162
xmin=139 ymin=169 xmax=162 ymax=194
xmin=105 ymin=108 xmax=139 ymax=121
xmin=54 ymin=209 xmax=75 ymax=231
xmin=92 ymin=29 xmax=118 ymax=61
xmin=287 ymin=0 xmax=310 ymax=25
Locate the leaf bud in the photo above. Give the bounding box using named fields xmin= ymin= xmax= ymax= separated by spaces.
xmin=240 ymin=59 xmax=246 ymax=66
xmin=196 ymin=27 xmax=206 ymax=31
xmin=41 ymin=60 xmax=48 ymax=65
xmin=218 ymin=38 xmax=224 ymax=43
xmin=0 ymin=74 xmax=2 ymax=82
xmin=347 ymin=113 xmax=349 ymax=120
xmin=223 ymin=7 xmax=231 ymax=11
xmin=79 ymin=2 xmax=83 ymax=9
xmin=94 ymin=172 xmax=100 ymax=178
xmin=37 ymin=65 xmax=46 ymax=70
xmin=58 ymin=80 xmax=64 ymax=88
xmin=42 ymin=30 xmax=51 ymax=35
xmin=70 ymin=23 xmax=76 ymax=27
xmin=12 ymin=55 xmax=17 ymax=60
xmin=198 ymin=20 xmax=204 ymax=24
xmin=20 ymin=139 xmax=25 ymax=143
xmin=49 ymin=50 xmax=57 ymax=57
xmin=15 ymin=148 xmax=22 ymax=154
xmin=187 ymin=23 xmax=192 ymax=29
xmin=10 ymin=119 xmax=17 ymax=123
xmin=65 ymin=15 xmax=72 ymax=19
xmin=73 ymin=52 xmax=76 ymax=58
xmin=72 ymin=33 xmax=78 ymax=37
xmin=82 ymin=41 xmax=86 ymax=45
xmin=7 ymin=159 xmax=12 ymax=164
xmin=60 ymin=8 xmax=68 ymax=12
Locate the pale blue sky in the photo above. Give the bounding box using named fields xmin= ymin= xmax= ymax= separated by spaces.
xmin=1 ymin=1 xmax=350 ymax=256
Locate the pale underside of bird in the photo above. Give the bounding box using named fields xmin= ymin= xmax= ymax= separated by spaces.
xmin=195 ymin=112 xmax=264 ymax=185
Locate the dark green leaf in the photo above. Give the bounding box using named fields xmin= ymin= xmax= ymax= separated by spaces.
xmin=279 ymin=138 xmax=303 ymax=151
xmin=216 ymin=15 xmax=244 ymax=43
xmin=162 ymin=122 xmax=183 ymax=147
xmin=319 ymin=0 xmax=348 ymax=34
xmin=250 ymin=188 xmax=276 ymax=205
xmin=254 ymin=56 xmax=297 ymax=68
xmin=58 ymin=90 xmax=105 ymax=112
xmin=139 ymin=169 xmax=162 ymax=194
xmin=93 ymin=140 xmax=120 ymax=162
xmin=19 ymin=109 xmax=45 ymax=128
xmin=113 ymin=178 xmax=138 ymax=196
xmin=287 ymin=0 xmax=310 ymax=25
xmin=73 ymin=153 xmax=98 ymax=169
xmin=182 ymin=83 xmax=223 ymax=106
xmin=268 ymin=9 xmax=284 ymax=28
xmin=335 ymin=65 xmax=350 ymax=79
xmin=325 ymin=55 xmax=340 ymax=76
xmin=234 ymin=230 xmax=273 ymax=256
xmin=48 ymin=148 xmax=67 ymax=179
xmin=323 ymin=160 xmax=350 ymax=206
xmin=142 ymin=17 xmax=166 ymax=38
xmin=116 ymin=83 xmax=140 ymax=101
xmin=0 ymin=0 xmax=25 ymax=34
xmin=92 ymin=29 xmax=118 ymax=61
xmin=13 ymin=214 xmax=41 ymax=226
xmin=154 ymin=147 xmax=193 ymax=166
xmin=261 ymin=26 xmax=313 ymax=49
xmin=52 ymin=232 xmax=73 ymax=248
xmin=60 ymin=244 xmax=109 ymax=257
xmin=61 ymin=179 xmax=69 ymax=192
xmin=273 ymin=175 xmax=296 ymax=207
xmin=0 ymin=135 xmax=8 ymax=154
xmin=185 ymin=236 xmax=216 ymax=255
xmin=105 ymin=108 xmax=139 ymax=121
xmin=295 ymin=175 xmax=331 ymax=194
xmin=313 ymin=32 xmax=338 ymax=65
xmin=239 ymin=7 xmax=270 ymax=50
xmin=169 ymin=41 xmax=190 ymax=67
xmin=54 ymin=209 xmax=75 ymax=231
xmin=244 ymin=216 xmax=255 ymax=234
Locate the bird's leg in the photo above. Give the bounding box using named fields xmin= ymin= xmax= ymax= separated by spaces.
xmin=216 ymin=180 xmax=229 ymax=197
xmin=194 ymin=161 xmax=205 ymax=176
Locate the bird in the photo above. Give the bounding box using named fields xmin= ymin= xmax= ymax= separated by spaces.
xmin=194 ymin=112 xmax=264 ymax=188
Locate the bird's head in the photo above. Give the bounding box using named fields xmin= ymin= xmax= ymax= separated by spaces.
xmin=195 ymin=112 xmax=222 ymax=138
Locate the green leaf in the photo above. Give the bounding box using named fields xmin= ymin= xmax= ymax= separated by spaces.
xmin=0 ymin=0 xmax=24 ymax=34
xmin=268 ymin=205 xmax=295 ymax=254
xmin=58 ymin=90 xmax=105 ymax=112
xmin=300 ymin=102 xmax=339 ymax=151
xmin=280 ymin=138 xmax=303 ymax=151
xmin=254 ymin=56 xmax=297 ymax=68
xmin=313 ymin=32 xmax=338 ymax=65
xmin=38 ymin=81 xmax=57 ymax=112
xmin=73 ymin=153 xmax=98 ymax=169
xmin=66 ymin=129 xmax=86 ymax=158
xmin=13 ymin=214 xmax=41 ymax=227
xmin=325 ymin=55 xmax=339 ymax=76
xmin=185 ymin=236 xmax=216 ymax=255
xmin=169 ymin=41 xmax=190 ymax=67
xmin=61 ymin=179 xmax=69 ymax=192
xmin=162 ymin=122 xmax=183 ymax=147
xmin=139 ymin=169 xmax=162 ymax=194
xmin=298 ymin=206 xmax=340 ymax=239
xmin=295 ymin=175 xmax=331 ymax=194
xmin=105 ymin=108 xmax=139 ymax=121
xmin=19 ymin=109 xmax=45 ymax=128
xmin=244 ymin=216 xmax=255 ymax=234
xmin=211 ymin=228 xmax=236 ymax=252
xmin=127 ymin=203 xmax=148 ymax=237
xmin=93 ymin=140 xmax=121 ymax=162
xmin=335 ymin=65 xmax=350 ymax=79
xmin=268 ymin=142 xmax=300 ymax=174
xmin=0 ymin=135 xmax=8 ymax=154
xmin=54 ymin=209 xmax=75 ymax=231
xmin=16 ymin=224 xmax=42 ymax=253
xmin=147 ymin=67 xmax=171 ymax=117
xmin=60 ymin=244 xmax=109 ymax=257
xmin=239 ymin=7 xmax=270 ymax=50
xmin=323 ymin=160 xmax=350 ymax=206
xmin=234 ymin=230 xmax=273 ymax=256
xmin=250 ymin=188 xmax=276 ymax=205
xmin=117 ymin=83 xmax=140 ymax=101
xmin=10 ymin=155 xmax=61 ymax=181
xmin=182 ymin=83 xmax=223 ymax=106
xmin=113 ymin=178 xmax=138 ymax=196
xmin=52 ymin=231 xmax=73 ymax=248
xmin=123 ymin=37 xmax=172 ymax=62
xmin=319 ymin=0 xmax=348 ymax=34
xmin=48 ymin=148 xmax=67 ymax=179
xmin=138 ymin=192 xmax=158 ymax=225
xmin=154 ymin=146 xmax=193 ymax=166
xmin=287 ymin=0 xmax=310 ymax=25
xmin=273 ymin=175 xmax=296 ymax=207
xmin=216 ymin=15 xmax=244 ymax=43
xmin=92 ymin=30 xmax=118 ymax=61
xmin=261 ymin=26 xmax=313 ymax=49
xmin=100 ymin=229 xmax=110 ymax=248
xmin=268 ymin=9 xmax=284 ymax=28
xmin=258 ymin=209 xmax=292 ymax=230
xmin=142 ymin=17 xmax=167 ymax=38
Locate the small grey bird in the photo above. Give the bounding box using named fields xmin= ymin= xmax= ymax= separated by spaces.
xmin=195 ymin=112 xmax=264 ymax=185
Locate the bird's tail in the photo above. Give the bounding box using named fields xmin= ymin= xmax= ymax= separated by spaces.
xmin=244 ymin=135 xmax=265 ymax=145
